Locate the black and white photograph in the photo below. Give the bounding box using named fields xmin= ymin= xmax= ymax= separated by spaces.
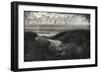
xmin=11 ymin=1 xmax=97 ymax=71
xmin=24 ymin=11 xmax=90 ymax=62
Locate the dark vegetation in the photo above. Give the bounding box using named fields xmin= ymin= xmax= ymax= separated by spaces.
xmin=24 ymin=29 xmax=90 ymax=62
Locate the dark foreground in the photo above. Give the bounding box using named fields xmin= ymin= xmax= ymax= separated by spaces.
xmin=24 ymin=29 xmax=90 ymax=62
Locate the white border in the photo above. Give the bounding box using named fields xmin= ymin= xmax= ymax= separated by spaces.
xmin=18 ymin=5 xmax=96 ymax=68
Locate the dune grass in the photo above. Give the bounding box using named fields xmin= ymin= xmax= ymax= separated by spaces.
xmin=24 ymin=29 xmax=90 ymax=62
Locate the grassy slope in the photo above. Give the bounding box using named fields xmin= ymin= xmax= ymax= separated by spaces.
xmin=24 ymin=29 xmax=90 ymax=62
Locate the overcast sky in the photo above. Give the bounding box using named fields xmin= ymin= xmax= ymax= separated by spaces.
xmin=24 ymin=11 xmax=90 ymax=26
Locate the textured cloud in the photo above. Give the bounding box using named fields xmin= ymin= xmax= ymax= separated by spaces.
xmin=24 ymin=11 xmax=90 ymax=26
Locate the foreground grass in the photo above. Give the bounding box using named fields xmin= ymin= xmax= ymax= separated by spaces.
xmin=24 ymin=29 xmax=90 ymax=62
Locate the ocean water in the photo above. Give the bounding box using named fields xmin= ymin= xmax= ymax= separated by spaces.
xmin=24 ymin=24 xmax=90 ymax=37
